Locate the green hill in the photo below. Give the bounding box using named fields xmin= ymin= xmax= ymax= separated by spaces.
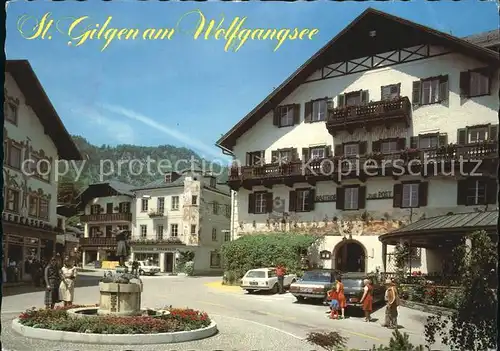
xmin=57 ymin=135 xmax=229 ymax=203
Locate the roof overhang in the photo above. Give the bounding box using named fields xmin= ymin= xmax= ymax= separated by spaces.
xmin=216 ymin=8 xmax=499 ymax=151
xmin=5 ymin=60 xmax=83 ymax=160
xmin=76 ymin=183 xmax=133 ymax=209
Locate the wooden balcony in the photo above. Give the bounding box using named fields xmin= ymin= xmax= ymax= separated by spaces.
xmin=326 ymin=97 xmax=411 ymax=136
xmin=80 ymin=237 xmax=116 ymax=248
xmin=80 ymin=213 xmax=132 ymax=223
xmin=228 ymin=142 xmax=498 ymax=189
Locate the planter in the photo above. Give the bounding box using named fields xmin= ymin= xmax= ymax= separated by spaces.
xmin=98 ymin=282 xmax=141 ymax=316
xmin=11 ymin=318 xmax=218 ymax=344
xmin=400 ymin=299 xmax=455 ymax=316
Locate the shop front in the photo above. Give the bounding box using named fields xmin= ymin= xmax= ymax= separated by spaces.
xmin=130 ymin=246 xmax=182 ymax=273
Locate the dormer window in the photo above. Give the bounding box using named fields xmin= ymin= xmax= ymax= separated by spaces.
xmin=165 ymin=173 xmax=172 ymax=183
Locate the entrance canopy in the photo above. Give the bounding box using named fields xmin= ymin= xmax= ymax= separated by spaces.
xmin=379 ymin=211 xmax=498 ymax=249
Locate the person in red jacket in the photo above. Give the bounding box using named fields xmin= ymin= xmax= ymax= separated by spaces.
xmin=276 ymin=264 xmax=286 ymax=294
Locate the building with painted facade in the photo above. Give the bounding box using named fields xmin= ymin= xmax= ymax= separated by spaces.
xmin=131 ymin=169 xmax=231 ymax=274
xmin=216 ymin=9 xmax=498 ymax=275
xmin=3 ymin=60 xmax=82 ymax=282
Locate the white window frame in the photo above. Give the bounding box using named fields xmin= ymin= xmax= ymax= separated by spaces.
xmin=157 ymin=197 xmax=165 ymax=213
xmin=345 ymin=91 xmax=362 ymax=106
xmin=466 ymin=180 xmax=486 ymax=206
xmin=344 ymin=187 xmax=359 ymax=210
xmin=157 ymin=225 xmax=164 ymax=240
xmin=310 ymin=147 xmax=325 ymax=159
xmin=170 ymin=224 xmax=178 ymax=237
xmin=296 ymin=189 xmax=310 ymax=212
xmin=171 ymin=196 xmax=179 ymax=210
xmin=141 ymin=199 xmax=148 ymax=212
xmin=255 ymin=193 xmax=266 ymax=214
xmin=90 ymin=226 xmax=100 ymax=237
xmin=224 ymin=231 xmax=231 ymax=241
xmin=344 ymin=144 xmax=359 ymax=157
xmin=312 ymin=100 xmax=326 ymax=121
xmin=191 ymin=195 xmax=198 ymax=205
xmin=278 ymin=106 xmax=294 ymax=127
xmin=421 ymin=79 xmax=440 ymax=105
xmin=418 ymin=136 xmax=438 ymax=149
xmin=212 ymin=228 xmax=217 ymax=241
xmin=140 ymin=225 xmax=147 ymax=238
xmin=7 ymin=144 xmax=22 ymax=169
xmin=120 ymin=202 xmax=130 ymax=213
xmin=468 ymin=127 xmax=488 ymax=143
xmin=402 ymin=183 xmax=419 ymax=208
xmin=90 ymin=205 xmax=100 ymax=215
xmin=278 ymin=150 xmax=292 ymax=163
xmin=381 ymin=141 xmax=398 ymax=154
xmin=469 ymin=71 xmax=489 ymax=97
xmin=381 ymin=84 xmax=400 ymax=101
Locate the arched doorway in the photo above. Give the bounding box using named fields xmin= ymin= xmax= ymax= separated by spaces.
xmin=333 ymin=240 xmax=366 ymax=273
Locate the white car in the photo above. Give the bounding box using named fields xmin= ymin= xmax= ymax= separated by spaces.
xmin=126 ymin=261 xmax=160 ymax=276
xmin=240 ymin=268 xmax=297 ymax=294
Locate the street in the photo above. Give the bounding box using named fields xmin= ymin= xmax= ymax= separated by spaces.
xmin=1 ymin=272 xmax=442 ymax=350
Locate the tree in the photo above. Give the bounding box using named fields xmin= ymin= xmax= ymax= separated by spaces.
xmin=425 ymin=230 xmax=498 ymax=350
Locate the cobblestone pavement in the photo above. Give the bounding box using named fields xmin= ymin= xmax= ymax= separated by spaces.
xmin=1 ymin=273 xmax=445 ymax=350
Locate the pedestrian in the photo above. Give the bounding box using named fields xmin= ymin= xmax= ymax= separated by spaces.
xmin=326 ymin=288 xmax=339 ymax=319
xmin=359 ymin=278 xmax=373 ymax=322
xmin=44 ymin=257 xmax=61 ymax=309
xmin=335 ymin=277 xmax=347 ymax=319
xmin=276 ymin=263 xmax=286 ymax=294
xmin=383 ymin=278 xmax=400 ymax=329
xmin=59 ymin=259 xmax=77 ymax=307
xmin=132 ymin=260 xmax=139 ymax=275
xmin=30 ymin=259 xmax=42 ymax=287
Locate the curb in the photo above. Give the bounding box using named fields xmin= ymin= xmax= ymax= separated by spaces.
xmin=12 ymin=318 xmax=218 ymax=344
xmin=401 ymin=300 xmax=455 ymax=316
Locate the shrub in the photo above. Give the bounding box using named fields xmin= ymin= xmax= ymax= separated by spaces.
xmin=369 ymin=329 xmax=424 ymax=350
xmin=306 ymin=331 xmax=347 ymax=350
xmin=183 ymin=261 xmax=194 ymax=276
xmin=220 ymin=233 xmax=319 ymax=282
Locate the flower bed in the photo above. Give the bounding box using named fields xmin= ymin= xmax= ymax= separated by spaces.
xmin=399 ymin=284 xmax=463 ymax=309
xmin=18 ymin=304 xmax=211 ymax=334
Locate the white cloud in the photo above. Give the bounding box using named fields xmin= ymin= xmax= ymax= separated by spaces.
xmin=99 ymin=103 xmax=224 ymax=159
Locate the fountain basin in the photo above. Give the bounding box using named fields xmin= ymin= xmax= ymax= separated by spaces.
xmin=12 ymin=318 xmax=218 ymax=344
xmin=67 ymin=307 xmax=171 ymax=318
xmin=98 ymin=282 xmax=141 ymax=316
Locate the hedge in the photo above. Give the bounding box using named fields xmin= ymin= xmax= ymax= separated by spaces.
xmin=220 ymin=233 xmax=319 ymax=284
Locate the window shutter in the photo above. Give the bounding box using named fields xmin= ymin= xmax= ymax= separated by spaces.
xmin=456 ymin=180 xmax=468 ymax=205
xmin=308 ymin=188 xmax=316 ymax=211
xmin=246 ymin=153 xmax=251 ymax=166
xmin=438 ymin=134 xmax=448 ymax=147
xmin=393 ymin=184 xmax=402 ymax=208
xmin=488 ymin=124 xmax=498 ymax=141
xmin=459 ymin=71 xmax=470 ymax=97
xmin=334 ymin=144 xmax=343 ymax=157
xmin=358 ymin=186 xmax=366 ymax=209
xmin=302 ymin=148 xmax=310 ymax=161
xmin=359 ymin=141 xmax=367 ymax=155
xmin=457 ymin=128 xmax=467 ymax=145
xmin=396 ymin=83 xmax=401 ymax=97
xmin=397 ymin=138 xmax=407 ymax=150
xmin=410 ymin=136 xmax=419 ymax=149
xmin=325 ymin=145 xmax=332 ymax=157
xmin=381 ymin=85 xmax=390 ymax=101
xmin=293 ymin=104 xmax=301 ymax=125
xmin=273 ymin=108 xmax=280 ymax=126
xmin=336 ymin=187 xmax=344 ymax=210
xmin=289 ymin=191 xmax=297 ymax=212
xmin=265 ymin=192 xmax=273 ymax=213
xmin=361 ymin=90 xmax=369 ymax=105
xmin=291 ymin=148 xmax=299 ymax=161
xmin=337 ymin=94 xmax=345 ymax=108
xmin=271 ymin=150 xmax=279 ymax=163
xmin=304 ymin=101 xmax=313 ymax=123
xmin=248 ymin=193 xmax=255 ymax=213
xmin=412 ymin=81 xmax=421 ymax=105
xmin=439 ymin=75 xmax=449 ymax=101
xmin=486 ymin=179 xmax=498 ymax=205
xmin=372 ymin=140 xmax=382 ymax=153
xmin=419 ymin=182 xmax=428 ymax=207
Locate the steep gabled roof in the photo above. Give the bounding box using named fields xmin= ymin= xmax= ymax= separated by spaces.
xmin=463 ymin=29 xmax=500 ymax=49
xmin=216 ymin=8 xmax=499 ymax=151
xmin=5 ymin=60 xmax=82 ymax=160
xmin=76 ymin=180 xmax=135 ymax=208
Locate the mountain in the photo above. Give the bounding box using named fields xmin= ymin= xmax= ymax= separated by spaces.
xmin=57 ymin=136 xmax=229 ymax=203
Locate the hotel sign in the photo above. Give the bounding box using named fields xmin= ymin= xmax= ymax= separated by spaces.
xmin=315 ymin=195 xmax=336 ymax=203
xmin=367 ymin=191 xmax=393 ymax=200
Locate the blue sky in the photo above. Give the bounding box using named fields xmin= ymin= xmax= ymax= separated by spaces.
xmin=6 ymin=0 xmax=498 ymax=160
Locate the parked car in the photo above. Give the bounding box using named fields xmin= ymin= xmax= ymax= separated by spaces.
xmin=289 ymin=269 xmax=341 ymax=303
xmin=340 ymin=272 xmax=385 ymax=309
xmin=126 ymin=261 xmax=160 ymax=276
xmin=240 ymin=268 xmax=297 ymax=294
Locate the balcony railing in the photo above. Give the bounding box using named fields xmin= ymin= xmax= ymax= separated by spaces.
xmin=80 ymin=212 xmax=132 ymax=223
xmin=80 ymin=237 xmax=117 ymax=247
xmin=326 ymin=97 xmax=411 ymax=134
xmin=148 ymin=209 xmax=165 ymax=218
xmin=130 ymin=236 xmax=184 ymax=245
xmin=229 ymin=142 xmax=498 ymax=182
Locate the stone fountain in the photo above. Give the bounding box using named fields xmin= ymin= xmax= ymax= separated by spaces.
xmin=97 ymin=271 xmax=142 ymax=316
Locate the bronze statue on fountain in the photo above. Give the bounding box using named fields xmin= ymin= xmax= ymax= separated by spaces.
xmin=115 ymin=229 xmax=131 ymax=268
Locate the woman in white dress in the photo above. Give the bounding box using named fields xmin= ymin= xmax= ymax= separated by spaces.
xmin=59 ymin=259 xmax=77 ymax=306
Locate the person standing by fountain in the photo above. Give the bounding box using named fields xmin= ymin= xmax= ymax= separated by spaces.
xmin=44 ymin=257 xmax=61 ymax=309
xmin=59 ymin=259 xmax=77 ymax=307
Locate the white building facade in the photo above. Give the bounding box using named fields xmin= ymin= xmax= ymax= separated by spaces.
xmin=217 ymin=10 xmax=498 ymax=275
xmin=3 ymin=60 xmax=82 ymax=281
xmin=131 ymin=170 xmax=231 ymax=275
